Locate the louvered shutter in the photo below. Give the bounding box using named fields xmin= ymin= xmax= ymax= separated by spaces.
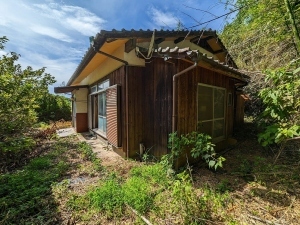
xmin=106 ymin=85 xmax=121 ymax=147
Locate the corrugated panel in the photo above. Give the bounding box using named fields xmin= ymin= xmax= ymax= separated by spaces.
xmin=106 ymin=85 xmax=121 ymax=147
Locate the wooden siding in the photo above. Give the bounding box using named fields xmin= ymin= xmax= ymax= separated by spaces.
xmin=106 ymin=85 xmax=121 ymax=147
xmin=176 ymin=60 xmax=235 ymax=139
xmin=126 ymin=59 xmax=175 ymax=158
xmin=94 ymin=59 xmax=237 ymax=159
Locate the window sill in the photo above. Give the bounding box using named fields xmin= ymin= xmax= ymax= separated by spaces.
xmin=92 ymin=128 xmax=107 ymax=139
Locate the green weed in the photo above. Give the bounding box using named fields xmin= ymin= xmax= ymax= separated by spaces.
xmin=123 ymin=176 xmax=154 ymax=214
xmin=0 ymin=141 xmax=70 ymax=224
xmin=88 ymin=176 xmax=124 ymax=218
xmin=76 ymin=141 xmax=103 ymax=172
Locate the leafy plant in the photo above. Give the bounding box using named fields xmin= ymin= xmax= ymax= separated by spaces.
xmin=258 ymin=59 xmax=300 ymax=146
xmin=0 ymin=37 xmax=55 ymax=142
xmin=168 ymin=131 xmax=225 ymax=170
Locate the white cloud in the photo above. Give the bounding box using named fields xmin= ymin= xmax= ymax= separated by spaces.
xmin=30 ymin=25 xmax=73 ymax=42
xmin=33 ymin=3 xmax=106 ymax=36
xmin=17 ymin=50 xmax=77 ymax=85
xmin=148 ymin=7 xmax=179 ymax=29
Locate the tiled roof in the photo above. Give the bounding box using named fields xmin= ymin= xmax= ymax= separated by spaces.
xmin=136 ymin=46 xmax=248 ymax=82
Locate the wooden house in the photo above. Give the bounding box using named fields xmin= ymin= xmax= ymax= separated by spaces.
xmin=55 ymin=29 xmax=248 ymax=159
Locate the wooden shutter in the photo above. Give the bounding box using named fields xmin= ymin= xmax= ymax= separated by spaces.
xmin=106 ymin=85 xmax=121 ymax=147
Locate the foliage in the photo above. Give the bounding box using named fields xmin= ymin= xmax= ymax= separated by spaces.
xmin=0 ymin=139 xmax=70 ymax=224
xmin=170 ymin=171 xmax=208 ymax=224
xmin=88 ymin=176 xmax=124 ymax=218
xmin=123 ymin=176 xmax=154 ymax=214
xmin=35 ymin=92 xmax=71 ymax=122
xmin=220 ymin=0 xmax=300 ymax=117
xmin=168 ymin=131 xmax=225 ymax=170
xmin=0 ymin=37 xmax=55 ymax=141
xmin=221 ymin=0 xmax=299 ymax=71
xmin=0 ymin=136 xmax=36 ymax=172
xmin=77 ymin=141 xmax=103 ymax=172
xmin=258 ymin=59 xmax=300 ymax=146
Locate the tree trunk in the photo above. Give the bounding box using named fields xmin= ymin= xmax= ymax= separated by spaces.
xmin=284 ymin=0 xmax=300 ymax=54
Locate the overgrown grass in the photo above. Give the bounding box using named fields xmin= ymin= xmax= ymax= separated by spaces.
xmin=0 ymin=138 xmax=71 ymax=224
xmin=68 ymin=162 xmax=232 ymax=224
xmin=77 ymin=141 xmax=103 ymax=172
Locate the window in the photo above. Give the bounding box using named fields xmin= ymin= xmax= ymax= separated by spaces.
xmin=98 ymin=92 xmax=107 ymax=133
xmin=89 ymin=80 xmax=110 ymax=135
xmin=98 ymin=80 xmax=109 ymax=91
xmin=197 ymin=84 xmax=226 ymax=141
xmin=91 ymin=85 xmax=97 ymax=93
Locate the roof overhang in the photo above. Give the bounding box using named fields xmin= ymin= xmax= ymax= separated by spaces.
xmin=66 ymin=29 xmax=238 ymax=86
xmin=136 ymin=47 xmax=248 ymax=83
xmin=54 ymin=85 xmax=89 ymax=94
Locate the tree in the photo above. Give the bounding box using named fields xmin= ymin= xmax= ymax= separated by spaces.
xmin=220 ymin=0 xmax=299 ymax=71
xmin=35 ymin=93 xmax=71 ymax=122
xmin=0 ymin=37 xmax=56 ymax=141
xmin=219 ymin=0 xmax=299 ymax=117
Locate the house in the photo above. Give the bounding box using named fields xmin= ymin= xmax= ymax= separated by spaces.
xmin=55 ymin=29 xmax=248 ymax=160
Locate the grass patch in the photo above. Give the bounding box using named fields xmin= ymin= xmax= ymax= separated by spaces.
xmin=0 ymin=139 xmax=72 ymax=224
xmin=88 ymin=175 xmax=124 ymax=218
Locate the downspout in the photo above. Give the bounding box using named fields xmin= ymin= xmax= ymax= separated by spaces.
xmin=92 ymin=48 xmax=130 ymax=158
xmin=125 ymin=65 xmax=129 ymax=159
xmin=172 ymin=61 xmax=199 ymax=134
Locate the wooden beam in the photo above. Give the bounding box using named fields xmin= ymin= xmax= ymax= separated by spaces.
xmin=154 ymin=38 xmax=165 ymax=44
xmin=174 ymin=37 xmax=185 ymax=44
xmin=213 ymin=49 xmax=224 ymax=54
xmin=125 ymin=39 xmax=136 ymax=53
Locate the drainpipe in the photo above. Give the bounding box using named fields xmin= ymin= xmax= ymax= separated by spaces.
xmin=92 ymin=47 xmax=129 ymax=158
xmin=125 ymin=65 xmax=129 ymax=159
xmin=172 ymin=61 xmax=199 ymax=134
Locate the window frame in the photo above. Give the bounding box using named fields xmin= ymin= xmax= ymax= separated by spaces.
xmin=89 ymin=79 xmax=110 ymax=136
xmin=197 ymin=83 xmax=226 ymax=142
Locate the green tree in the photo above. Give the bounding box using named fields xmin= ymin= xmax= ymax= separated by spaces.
xmin=0 ymin=37 xmax=55 ymax=141
xmin=220 ymin=0 xmax=299 ymax=117
xmin=220 ymin=0 xmax=299 ymax=71
xmin=35 ymin=93 xmax=71 ymax=122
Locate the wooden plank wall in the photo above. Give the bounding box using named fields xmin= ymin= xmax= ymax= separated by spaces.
xmin=142 ymin=58 xmax=175 ymax=158
xmin=100 ymin=59 xmax=236 ymax=159
xmin=126 ymin=58 xmax=175 ymax=158
xmin=176 ymin=60 xmax=235 ymax=138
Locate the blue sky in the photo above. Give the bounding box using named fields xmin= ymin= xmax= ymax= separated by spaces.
xmin=0 ymin=0 xmax=235 ymax=92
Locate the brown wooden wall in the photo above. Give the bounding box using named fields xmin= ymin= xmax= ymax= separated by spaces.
xmin=126 ymin=59 xmax=175 ymax=158
xmin=97 ymin=59 xmax=237 ymax=159
xmin=176 ymin=60 xmax=236 ymax=138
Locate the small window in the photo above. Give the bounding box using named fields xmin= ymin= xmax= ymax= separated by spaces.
xmin=198 ymin=84 xmax=226 ymax=142
xmin=98 ymin=79 xmax=110 ymax=91
xmin=91 ymin=85 xmax=97 ymax=93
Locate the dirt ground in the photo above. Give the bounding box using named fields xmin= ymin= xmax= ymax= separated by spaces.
xmin=56 ymin=125 xmax=300 ymax=225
